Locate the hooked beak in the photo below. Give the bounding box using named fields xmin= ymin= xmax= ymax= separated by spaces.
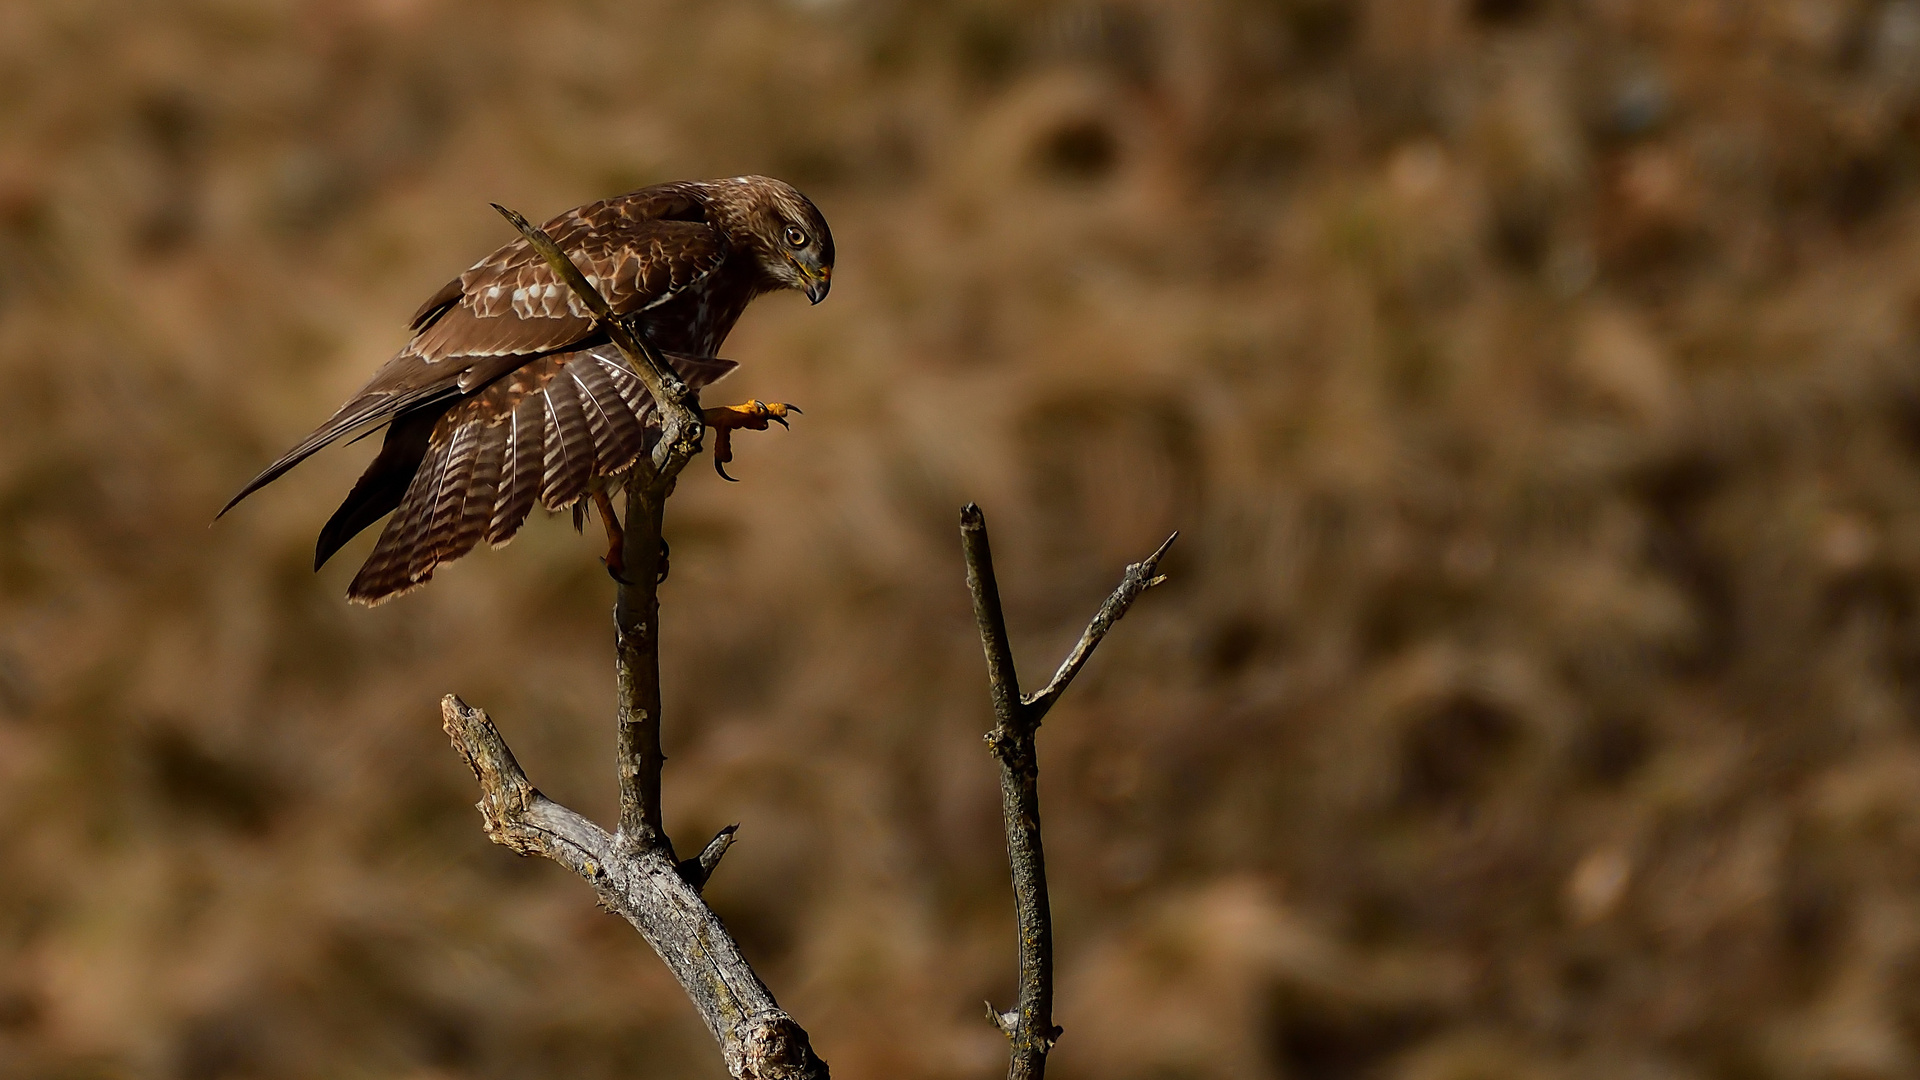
xmin=792 ymin=254 xmax=831 ymax=305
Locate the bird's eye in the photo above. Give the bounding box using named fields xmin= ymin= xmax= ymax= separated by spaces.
xmin=784 ymin=225 xmax=808 ymax=248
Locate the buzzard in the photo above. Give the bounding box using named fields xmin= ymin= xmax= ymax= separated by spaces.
xmin=221 ymin=175 xmax=833 ymax=604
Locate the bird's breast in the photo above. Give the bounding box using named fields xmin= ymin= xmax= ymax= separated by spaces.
xmin=640 ymin=273 xmax=756 ymax=360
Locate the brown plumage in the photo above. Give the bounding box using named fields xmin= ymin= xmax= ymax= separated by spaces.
xmin=221 ymin=175 xmax=834 ymax=604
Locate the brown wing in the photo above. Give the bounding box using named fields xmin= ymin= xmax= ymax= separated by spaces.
xmin=219 ymin=184 xmax=728 ymax=516
xmin=342 ymin=348 xmax=737 ymax=605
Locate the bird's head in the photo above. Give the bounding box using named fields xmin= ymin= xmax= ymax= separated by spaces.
xmin=724 ymin=175 xmax=834 ymax=304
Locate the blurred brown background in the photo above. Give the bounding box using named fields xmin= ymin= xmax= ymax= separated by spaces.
xmin=4 ymin=0 xmax=1920 ymax=1077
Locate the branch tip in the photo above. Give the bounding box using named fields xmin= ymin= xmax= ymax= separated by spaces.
xmin=1145 ymin=529 xmax=1178 ymax=566
xmin=1022 ymin=529 xmax=1178 ymax=719
xmin=1125 ymin=532 xmax=1178 ymax=592
xmin=679 ymin=824 xmax=740 ymax=889
xmin=987 ymin=1002 xmax=1018 ymax=1036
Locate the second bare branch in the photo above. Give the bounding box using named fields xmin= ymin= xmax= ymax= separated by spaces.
xmin=960 ymin=503 xmax=1173 ymax=1080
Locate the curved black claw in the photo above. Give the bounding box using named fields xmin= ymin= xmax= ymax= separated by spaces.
xmin=600 ymin=558 xmax=635 ymax=586
xmin=715 ymin=458 xmax=739 ymax=482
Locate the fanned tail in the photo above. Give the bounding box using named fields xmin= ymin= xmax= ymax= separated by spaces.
xmin=339 ymin=347 xmax=736 ymax=605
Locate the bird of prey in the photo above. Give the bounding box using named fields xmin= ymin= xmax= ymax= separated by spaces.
xmin=221 ymin=175 xmax=833 ymax=604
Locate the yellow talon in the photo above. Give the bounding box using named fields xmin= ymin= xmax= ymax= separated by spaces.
xmin=701 ymin=400 xmax=801 ymax=481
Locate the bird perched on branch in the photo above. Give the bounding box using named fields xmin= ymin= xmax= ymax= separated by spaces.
xmin=221 ymin=175 xmax=833 ymax=604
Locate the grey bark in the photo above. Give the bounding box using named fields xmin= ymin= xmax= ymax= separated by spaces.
xmin=442 ymin=696 xmax=823 ymax=1079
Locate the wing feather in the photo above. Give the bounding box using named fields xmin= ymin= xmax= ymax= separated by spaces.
xmin=594 ymin=351 xmax=651 ymax=414
xmin=570 ymin=364 xmax=635 ymax=472
xmin=348 ymin=424 xmax=455 ymax=603
xmin=329 ymin=340 xmax=744 ymax=604
xmin=423 ymin=419 xmax=481 ymax=572
xmin=410 ymin=218 xmax=726 ymax=366
xmin=489 ymin=393 xmax=546 ymax=547
xmin=222 ymin=184 xmax=729 ymax=518
xmin=452 ymin=418 xmax=505 ymax=559
xmin=538 ymin=375 xmax=594 ymax=510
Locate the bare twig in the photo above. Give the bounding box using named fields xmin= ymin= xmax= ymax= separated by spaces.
xmin=960 ymin=503 xmax=1173 ymax=1080
xmin=1023 ymin=531 xmax=1175 ymax=720
xmin=681 ymin=824 xmax=741 ymax=890
xmin=962 ymin=507 xmax=1024 ymax=727
xmin=438 ymin=207 xmax=828 ymax=1079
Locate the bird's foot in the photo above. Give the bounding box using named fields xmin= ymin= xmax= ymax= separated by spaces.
xmin=702 ymin=400 xmax=800 ymax=481
xmin=592 ymin=489 xmax=632 ymax=585
xmin=593 ymin=490 xmax=672 ymax=585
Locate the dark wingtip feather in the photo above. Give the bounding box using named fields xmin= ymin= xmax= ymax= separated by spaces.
xmin=217 ymin=459 xmax=295 ymax=521
xmin=312 ymin=409 xmax=438 ymax=570
xmin=409 ymin=275 xmax=464 ymax=330
xmin=216 ymin=389 xmax=435 ymax=521
xmin=219 ymin=419 xmax=369 ymax=521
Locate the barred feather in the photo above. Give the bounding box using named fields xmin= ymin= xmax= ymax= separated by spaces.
xmin=594 ymin=352 xmax=652 ymax=415
xmin=422 ymin=419 xmax=482 ymax=570
xmin=450 ymin=418 xmax=505 ymax=559
xmin=573 ymin=362 xmax=646 ymax=474
xmin=488 ymin=394 xmax=544 ymax=547
xmin=348 ymin=426 xmax=454 ymax=602
xmin=538 ymin=375 xmax=594 ymax=511
xmin=570 ymin=367 xmax=615 ymax=459
xmin=394 ymin=434 xmax=456 ymax=584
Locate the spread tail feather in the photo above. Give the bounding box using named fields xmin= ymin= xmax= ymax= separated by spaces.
xmin=330 ymin=347 xmax=736 ymax=605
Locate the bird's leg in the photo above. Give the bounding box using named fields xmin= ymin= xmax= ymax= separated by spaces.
xmin=592 ymin=488 xmax=632 ymax=584
xmin=701 ymin=400 xmax=801 ymax=482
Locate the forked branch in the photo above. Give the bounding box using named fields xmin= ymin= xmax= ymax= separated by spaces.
xmin=443 ymin=697 xmax=823 ymax=1080
xmin=960 ymin=504 xmax=1174 ymax=1080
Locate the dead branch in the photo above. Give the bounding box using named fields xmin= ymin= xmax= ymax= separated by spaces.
xmin=613 ymin=480 xmax=672 ymax=850
xmin=443 ymin=697 xmax=822 ymax=1080
xmin=439 ymin=207 xmax=828 ymax=1080
xmin=960 ymin=504 xmax=1174 ymax=1080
